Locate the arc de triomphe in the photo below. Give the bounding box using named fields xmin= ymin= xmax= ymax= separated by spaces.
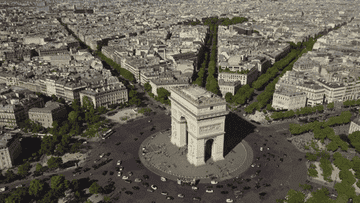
xmin=169 ymin=85 xmax=229 ymax=167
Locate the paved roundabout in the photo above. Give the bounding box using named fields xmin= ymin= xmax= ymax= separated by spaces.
xmin=139 ymin=129 xmax=254 ymax=184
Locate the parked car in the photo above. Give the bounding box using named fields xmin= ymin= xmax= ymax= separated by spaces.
xmin=142 ymin=182 xmax=149 ymax=188
xmin=100 ymin=153 xmax=105 ymax=158
xmin=132 ymin=186 xmax=140 ymax=190
xmin=102 ymin=171 xmax=108 ymax=176
xmin=0 ymin=187 xmax=7 ymax=192
xmin=122 ymin=176 xmax=129 ymax=180
xmin=226 ymin=199 xmax=234 ymax=203
xmin=117 ymin=160 xmax=122 ymax=165
xmin=124 ymin=180 xmax=132 ymax=184
xmin=161 ymin=192 xmax=168 ymax=196
xmin=178 ymin=194 xmax=184 ymax=198
xmin=206 ymin=189 xmax=214 ymax=193
xmin=128 ymin=171 xmax=133 ymax=177
xmin=193 ymin=197 xmax=201 ymax=201
xmin=119 ymin=166 xmax=124 ymax=171
xmin=147 ymin=188 xmax=154 ymax=193
xmin=161 ymin=177 xmax=167 ymax=182
xmin=125 ymin=191 xmax=133 ymax=195
xmin=143 ymin=175 xmax=149 ymax=180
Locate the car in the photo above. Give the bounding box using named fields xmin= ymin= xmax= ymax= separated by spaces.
xmin=142 ymin=182 xmax=149 ymax=187
xmin=119 ymin=166 xmax=124 ymax=171
xmin=100 ymin=153 xmax=105 ymax=158
xmin=192 ymin=186 xmax=198 ymax=191
xmin=161 ymin=177 xmax=167 ymax=182
xmin=216 ymin=185 xmax=223 ymax=188
xmin=251 ymin=163 xmax=256 ymax=167
xmin=193 ymin=197 xmax=201 ymax=201
xmin=161 ymin=192 xmax=168 ymax=195
xmin=128 ymin=171 xmax=133 ymax=176
xmin=118 ymin=172 xmax=122 ymax=176
xmin=122 ymin=176 xmax=129 ymax=180
xmin=166 ymin=196 xmax=174 ymax=200
xmin=15 ymin=184 xmax=23 ymax=188
xmin=148 ymin=120 xmax=152 ymax=122
xmin=83 ymin=141 xmax=87 ymax=144
xmin=260 ymin=147 xmax=263 ymax=151
xmin=178 ymin=194 xmax=184 ymax=198
xmin=226 ymin=199 xmax=234 ymax=203
xmin=151 ymin=185 xmax=157 ymax=190
xmin=125 ymin=191 xmax=133 ymax=195
xmin=135 ymin=178 xmax=142 ymax=182
xmin=0 ymin=187 xmax=7 ymax=192
xmin=117 ymin=160 xmax=122 ymax=165
xmin=211 ymin=180 xmax=218 ymax=184
xmin=221 ymin=191 xmax=229 ymax=194
xmin=147 ymin=188 xmax=154 ymax=192
xmin=143 ymin=175 xmax=149 ymax=180
xmin=102 ymin=171 xmax=108 ymax=176
xmin=132 ymin=186 xmax=140 ymax=190
xmin=206 ymin=189 xmax=214 ymax=193
xmin=124 ymin=180 xmax=132 ymax=184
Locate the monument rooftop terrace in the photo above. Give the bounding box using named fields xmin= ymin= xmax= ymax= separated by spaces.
xmin=172 ymin=85 xmax=226 ymax=107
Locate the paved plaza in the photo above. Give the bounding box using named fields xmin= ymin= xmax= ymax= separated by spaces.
xmin=139 ymin=129 xmax=253 ymax=183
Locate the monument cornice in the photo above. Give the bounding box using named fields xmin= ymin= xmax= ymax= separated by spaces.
xmin=170 ymin=98 xmax=229 ymax=121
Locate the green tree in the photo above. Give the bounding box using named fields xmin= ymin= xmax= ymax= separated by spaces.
xmin=71 ymin=99 xmax=82 ymax=112
xmin=144 ymin=82 xmax=152 ymax=92
xmin=285 ymin=189 xmax=305 ymax=203
xmin=327 ymin=102 xmax=334 ymax=110
xmin=47 ymin=156 xmax=63 ymax=169
xmin=4 ymin=169 xmax=17 ymax=183
xmin=17 ymin=162 xmax=31 ymax=178
xmin=299 ymin=183 xmax=313 ymax=191
xmin=306 ymin=187 xmax=333 ymax=203
xmin=5 ymin=187 xmax=28 ymax=203
xmin=68 ymin=111 xmax=80 ymax=124
xmin=29 ymin=179 xmax=45 ymax=198
xmin=50 ymin=175 xmax=69 ymax=193
xmin=89 ymin=182 xmax=102 ymax=194
xmin=82 ymin=96 xmax=94 ymax=111
xmin=349 ymin=131 xmax=360 ymax=152
xmin=36 ymin=163 xmax=43 ymax=172
xmin=225 ymin=92 xmax=233 ymax=103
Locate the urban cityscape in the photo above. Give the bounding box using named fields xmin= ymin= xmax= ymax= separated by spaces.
xmin=1 ymin=0 xmax=360 ymax=202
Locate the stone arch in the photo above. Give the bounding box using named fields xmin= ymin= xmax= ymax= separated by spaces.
xmin=205 ymin=139 xmax=214 ymax=163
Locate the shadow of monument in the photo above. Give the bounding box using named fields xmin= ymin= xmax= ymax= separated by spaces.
xmin=223 ymin=112 xmax=256 ymax=157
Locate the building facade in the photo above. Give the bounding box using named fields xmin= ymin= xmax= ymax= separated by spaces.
xmin=272 ymin=89 xmax=307 ymax=110
xmin=349 ymin=119 xmax=360 ymax=135
xmin=28 ymin=101 xmax=68 ymax=128
xmin=218 ymin=79 xmax=242 ymax=98
xmin=218 ymin=66 xmax=258 ymax=85
xmin=79 ymin=82 xmax=128 ymax=108
xmin=0 ymin=133 xmax=22 ymax=170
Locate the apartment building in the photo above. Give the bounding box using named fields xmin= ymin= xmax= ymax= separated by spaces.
xmin=272 ymin=89 xmax=307 ymax=110
xmin=218 ymin=79 xmax=242 ymax=98
xmin=0 ymin=132 xmax=22 ymax=170
xmin=315 ymin=78 xmax=347 ymax=103
xmin=0 ymin=92 xmax=44 ymax=127
xmin=296 ymin=82 xmax=325 ymax=107
xmin=349 ymin=119 xmax=360 ymax=135
xmin=218 ymin=66 xmax=258 ymax=85
xmin=28 ymin=101 xmax=68 ymax=128
xmin=120 ymin=56 xmax=147 ymax=83
xmin=79 ymin=82 xmax=128 ymax=108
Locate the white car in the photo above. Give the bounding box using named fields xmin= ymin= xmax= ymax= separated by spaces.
xmin=128 ymin=172 xmax=133 ymax=177
xmin=151 ymin=185 xmax=157 ymax=190
xmin=117 ymin=160 xmax=122 ymax=165
xmin=160 ymin=177 xmax=167 ymax=182
xmin=178 ymin=194 xmax=184 ymax=198
xmin=0 ymin=187 xmax=6 ymax=192
xmin=192 ymin=186 xmax=198 ymax=191
xmin=210 ymin=180 xmax=218 ymax=185
xmin=118 ymin=172 xmax=122 ymax=176
xmin=134 ymin=178 xmax=142 ymax=183
xmin=15 ymin=184 xmax=23 ymax=188
xmin=251 ymin=163 xmax=256 ymax=167
xmin=260 ymin=147 xmax=263 ymax=151
xmin=122 ymin=176 xmax=129 ymax=180
xmin=161 ymin=191 xmax=168 ymax=196
xmin=206 ymin=189 xmax=214 ymax=193
xmin=226 ymin=199 xmax=234 ymax=203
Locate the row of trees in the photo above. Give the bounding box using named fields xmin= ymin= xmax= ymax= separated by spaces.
xmin=96 ymin=51 xmax=135 ymax=83
xmin=289 ymin=111 xmax=352 ymax=135
xmin=205 ymin=23 xmax=220 ymax=95
xmin=270 ymin=105 xmax=324 ymax=120
xmin=225 ymin=84 xmax=254 ymax=105
xmin=144 ymin=82 xmax=171 ymax=106
xmin=192 ymin=53 xmax=208 ymax=87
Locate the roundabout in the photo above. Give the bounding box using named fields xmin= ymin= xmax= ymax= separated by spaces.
xmin=139 ymin=129 xmax=253 ymax=184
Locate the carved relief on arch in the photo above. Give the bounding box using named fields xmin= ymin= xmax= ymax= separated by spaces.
xmin=199 ymin=123 xmax=222 ymax=134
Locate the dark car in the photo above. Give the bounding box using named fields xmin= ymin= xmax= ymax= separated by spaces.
xmin=132 ymin=186 xmax=140 ymax=190
xmin=124 ymin=180 xmax=132 ymax=184
xmin=143 ymin=175 xmax=149 ymax=180
xmin=142 ymin=182 xmax=149 ymax=187
xmin=102 ymin=171 xmax=108 ymax=175
xmin=166 ymin=196 xmax=174 ymax=200
xmin=125 ymin=191 xmax=133 ymax=195
xmin=193 ymin=197 xmax=201 ymax=201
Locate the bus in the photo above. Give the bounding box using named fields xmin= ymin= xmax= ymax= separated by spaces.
xmin=102 ymin=129 xmax=113 ymax=139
